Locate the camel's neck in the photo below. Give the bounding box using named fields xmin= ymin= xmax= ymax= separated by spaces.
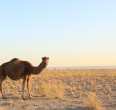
xmin=32 ymin=62 xmax=47 ymax=75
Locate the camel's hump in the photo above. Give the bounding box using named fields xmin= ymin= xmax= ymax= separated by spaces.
xmin=10 ymin=58 xmax=20 ymax=62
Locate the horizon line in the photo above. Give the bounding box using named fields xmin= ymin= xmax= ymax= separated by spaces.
xmin=47 ymin=65 xmax=116 ymax=70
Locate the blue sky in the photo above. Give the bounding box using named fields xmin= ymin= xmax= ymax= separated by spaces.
xmin=0 ymin=0 xmax=116 ymax=67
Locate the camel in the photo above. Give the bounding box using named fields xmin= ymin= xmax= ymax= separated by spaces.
xmin=0 ymin=57 xmax=49 ymax=99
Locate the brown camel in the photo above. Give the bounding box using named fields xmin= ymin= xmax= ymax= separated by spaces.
xmin=0 ymin=57 xmax=49 ymax=99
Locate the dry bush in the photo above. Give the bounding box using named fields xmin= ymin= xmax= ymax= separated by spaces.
xmin=39 ymin=83 xmax=52 ymax=97
xmin=53 ymin=84 xmax=65 ymax=100
xmin=70 ymin=86 xmax=76 ymax=95
xmin=38 ymin=82 xmax=66 ymax=100
xmin=84 ymin=92 xmax=104 ymax=110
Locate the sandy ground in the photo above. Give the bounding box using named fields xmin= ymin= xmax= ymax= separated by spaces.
xmin=0 ymin=70 xmax=116 ymax=110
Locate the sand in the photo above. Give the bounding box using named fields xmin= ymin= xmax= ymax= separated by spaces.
xmin=0 ymin=70 xmax=115 ymax=110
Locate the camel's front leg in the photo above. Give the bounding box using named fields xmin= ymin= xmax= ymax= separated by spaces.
xmin=27 ymin=75 xmax=31 ymax=98
xmin=22 ymin=76 xmax=27 ymax=100
xmin=0 ymin=74 xmax=7 ymax=99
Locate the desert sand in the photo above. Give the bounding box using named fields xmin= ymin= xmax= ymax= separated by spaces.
xmin=0 ymin=69 xmax=115 ymax=110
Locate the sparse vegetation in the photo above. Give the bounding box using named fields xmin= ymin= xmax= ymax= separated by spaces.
xmin=0 ymin=69 xmax=115 ymax=110
xmin=40 ymin=83 xmax=52 ymax=97
xmin=38 ymin=83 xmax=66 ymax=99
xmin=84 ymin=92 xmax=104 ymax=110
xmin=54 ymin=84 xmax=65 ymax=100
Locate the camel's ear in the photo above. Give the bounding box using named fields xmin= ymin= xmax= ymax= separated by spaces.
xmin=42 ymin=57 xmax=44 ymax=60
xmin=47 ymin=57 xmax=49 ymax=60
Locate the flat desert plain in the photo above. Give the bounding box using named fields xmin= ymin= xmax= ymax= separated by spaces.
xmin=0 ymin=70 xmax=116 ymax=110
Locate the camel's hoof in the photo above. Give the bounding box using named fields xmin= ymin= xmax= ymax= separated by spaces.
xmin=29 ymin=97 xmax=32 ymax=99
xmin=29 ymin=95 xmax=32 ymax=99
xmin=3 ymin=97 xmax=7 ymax=99
xmin=22 ymin=98 xmax=26 ymax=100
xmin=22 ymin=96 xmax=26 ymax=100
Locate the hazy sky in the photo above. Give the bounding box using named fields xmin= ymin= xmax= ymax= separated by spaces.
xmin=0 ymin=0 xmax=116 ymax=67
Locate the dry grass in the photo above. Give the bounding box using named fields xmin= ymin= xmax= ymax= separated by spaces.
xmin=40 ymin=83 xmax=52 ymax=97
xmin=1 ymin=69 xmax=115 ymax=110
xmin=70 ymin=86 xmax=76 ymax=95
xmin=84 ymin=92 xmax=105 ymax=110
xmin=53 ymin=84 xmax=65 ymax=99
xmin=38 ymin=82 xmax=66 ymax=99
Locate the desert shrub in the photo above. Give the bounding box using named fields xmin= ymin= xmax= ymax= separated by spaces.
xmin=84 ymin=92 xmax=104 ymax=110
xmin=38 ymin=83 xmax=66 ymax=99
xmin=40 ymin=83 xmax=52 ymax=97
xmin=53 ymin=84 xmax=65 ymax=100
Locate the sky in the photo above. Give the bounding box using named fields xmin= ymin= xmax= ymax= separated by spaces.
xmin=0 ymin=0 xmax=116 ymax=67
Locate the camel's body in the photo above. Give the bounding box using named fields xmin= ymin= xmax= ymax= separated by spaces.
xmin=0 ymin=57 xmax=49 ymax=99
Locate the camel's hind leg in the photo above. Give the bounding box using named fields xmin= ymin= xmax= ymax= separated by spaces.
xmin=22 ymin=76 xmax=27 ymax=100
xmin=0 ymin=74 xmax=6 ymax=99
xmin=27 ymin=75 xmax=31 ymax=98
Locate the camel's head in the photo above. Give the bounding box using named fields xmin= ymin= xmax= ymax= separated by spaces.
xmin=42 ymin=57 xmax=49 ymax=68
